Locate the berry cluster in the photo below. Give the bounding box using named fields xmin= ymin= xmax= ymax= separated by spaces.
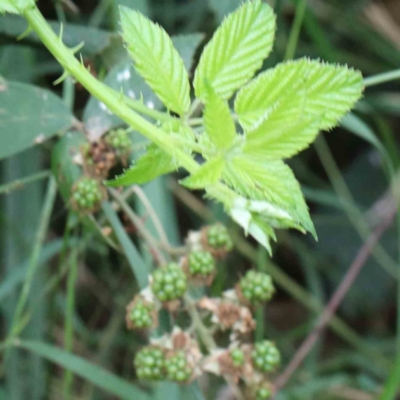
xmin=188 ymin=250 xmax=215 ymax=277
xmin=126 ymin=298 xmax=154 ymax=330
xmin=72 ymin=177 xmax=103 ymax=212
xmin=105 ymin=129 xmax=132 ymax=154
xmin=151 ymin=263 xmax=187 ymax=302
xmin=205 ymin=224 xmax=233 ymax=254
xmin=239 ymin=271 xmax=275 ymax=304
xmin=252 ymin=341 xmax=281 ymax=373
xmin=134 ymin=346 xmax=165 ymax=381
xmin=126 ymin=222 xmax=279 ymax=397
xmin=165 ymin=351 xmax=193 ymax=383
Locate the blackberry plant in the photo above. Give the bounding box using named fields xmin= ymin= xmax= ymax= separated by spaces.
xmin=1 ymin=0 xmax=373 ymax=397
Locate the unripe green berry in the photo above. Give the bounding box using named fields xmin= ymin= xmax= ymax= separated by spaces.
xmin=105 ymin=129 xmax=132 ymax=153
xmin=251 ymin=341 xmax=281 ymax=373
xmin=239 ymin=271 xmax=275 ymax=304
xmin=72 ymin=177 xmax=103 ymax=211
xmin=188 ymin=251 xmax=215 ymax=277
xmin=127 ymin=299 xmax=154 ymax=329
xmin=230 ymin=348 xmax=245 ymax=367
xmin=151 ymin=263 xmax=187 ymax=302
xmin=256 ymin=386 xmax=273 ymax=400
xmin=206 ymin=224 xmax=233 ymax=252
xmin=165 ymin=351 xmax=193 ymax=383
xmin=134 ymin=346 xmax=165 ymax=381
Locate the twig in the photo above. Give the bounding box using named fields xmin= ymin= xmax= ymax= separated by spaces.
xmin=108 ymin=188 xmax=167 ymax=265
xmin=272 ymin=205 xmax=397 ymax=397
xmin=130 ymin=186 xmax=170 ymax=247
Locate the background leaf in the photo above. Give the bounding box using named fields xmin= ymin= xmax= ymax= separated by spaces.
xmin=0 ymin=79 xmax=74 ymax=159
xmin=207 ymin=0 xmax=242 ymax=23
xmin=194 ymin=0 xmax=276 ymax=99
xmin=51 ymin=131 xmax=86 ymax=202
xmin=17 ymin=340 xmax=152 ymax=400
xmin=120 ymin=6 xmax=190 ymax=116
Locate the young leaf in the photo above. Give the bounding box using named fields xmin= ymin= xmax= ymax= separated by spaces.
xmin=194 ymin=0 xmax=276 ymax=100
xmin=235 ymin=58 xmax=363 ymax=134
xmin=203 ymin=87 xmax=236 ymax=150
xmin=120 ymin=6 xmax=190 ymax=116
xmin=180 ymin=156 xmax=224 ymax=189
xmin=223 ymin=156 xmax=315 ymax=236
xmin=106 ymin=145 xmax=176 ymax=187
xmin=243 ymin=116 xmax=321 ymax=160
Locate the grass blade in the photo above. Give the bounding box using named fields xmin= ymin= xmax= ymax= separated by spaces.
xmin=16 ymin=340 xmax=152 ymax=400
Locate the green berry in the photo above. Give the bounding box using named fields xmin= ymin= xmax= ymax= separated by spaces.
xmin=134 ymin=346 xmax=165 ymax=381
xmin=256 ymin=386 xmax=273 ymax=400
xmin=251 ymin=341 xmax=281 ymax=373
xmin=128 ymin=300 xmax=153 ymax=329
xmin=230 ymin=348 xmax=245 ymax=367
xmin=105 ymin=129 xmax=132 ymax=153
xmin=152 ymin=263 xmax=187 ymax=302
xmin=188 ymin=251 xmax=215 ymax=277
xmin=165 ymin=351 xmax=193 ymax=383
xmin=72 ymin=177 xmax=103 ymax=211
xmin=239 ymin=271 xmax=275 ymax=304
xmin=206 ymin=224 xmax=233 ymax=251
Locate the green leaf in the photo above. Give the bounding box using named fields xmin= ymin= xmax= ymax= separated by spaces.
xmin=17 ymin=340 xmax=152 ymax=400
xmin=0 ymin=79 xmax=74 ymax=159
xmin=0 ymin=0 xmax=34 ymax=14
xmin=203 ymin=87 xmax=236 ymax=150
xmin=51 ymin=131 xmax=86 ymax=202
xmin=194 ymin=0 xmax=275 ymax=100
xmin=235 ymin=58 xmax=363 ymax=137
xmin=84 ymin=34 xmax=203 ymax=136
xmin=223 ymin=156 xmax=315 ymax=236
xmin=181 ymin=157 xmax=224 ymax=189
xmin=243 ymin=116 xmax=321 ymax=160
xmin=106 ymin=145 xmax=176 ymax=187
xmin=120 ymin=6 xmax=190 ymax=116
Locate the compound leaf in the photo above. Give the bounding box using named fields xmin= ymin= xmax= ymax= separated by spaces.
xmin=223 ymin=156 xmax=315 ymax=237
xmin=235 ymin=59 xmax=363 ymax=155
xmin=120 ymin=6 xmax=190 ymax=116
xmin=243 ymin=116 xmax=321 ymax=160
xmin=194 ymin=0 xmax=275 ymax=100
xmin=203 ymin=87 xmax=236 ymax=150
xmin=181 ymin=156 xmax=224 ymax=189
xmin=106 ymin=145 xmax=176 ymax=187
